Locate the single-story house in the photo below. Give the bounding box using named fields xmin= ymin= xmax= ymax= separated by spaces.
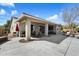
xmin=10 ymin=13 xmax=61 ymax=40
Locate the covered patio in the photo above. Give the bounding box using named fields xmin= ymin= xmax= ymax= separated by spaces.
xmin=17 ymin=13 xmax=56 ymax=40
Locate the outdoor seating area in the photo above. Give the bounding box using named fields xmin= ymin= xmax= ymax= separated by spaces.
xmin=61 ymin=27 xmax=79 ymax=38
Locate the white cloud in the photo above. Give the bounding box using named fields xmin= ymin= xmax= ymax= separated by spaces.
xmin=11 ymin=10 xmax=17 ymax=15
xmin=0 ymin=3 xmax=15 ymax=7
xmin=0 ymin=9 xmax=6 ymax=15
xmin=35 ymin=15 xmax=39 ymax=17
xmin=46 ymin=12 xmax=64 ymax=24
xmin=46 ymin=14 xmax=58 ymax=20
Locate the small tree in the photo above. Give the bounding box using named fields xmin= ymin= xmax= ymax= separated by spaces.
xmin=62 ymin=7 xmax=79 ymax=31
xmin=4 ymin=19 xmax=12 ymax=33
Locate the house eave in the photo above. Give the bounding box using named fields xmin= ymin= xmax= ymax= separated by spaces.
xmin=17 ymin=13 xmax=57 ymax=25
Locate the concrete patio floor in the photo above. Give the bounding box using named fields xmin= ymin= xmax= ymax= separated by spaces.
xmin=0 ymin=34 xmax=79 ymax=56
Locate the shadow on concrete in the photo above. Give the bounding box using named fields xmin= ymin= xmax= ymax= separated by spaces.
xmin=0 ymin=40 xmax=9 ymax=45
xmin=31 ymin=34 xmax=67 ymax=44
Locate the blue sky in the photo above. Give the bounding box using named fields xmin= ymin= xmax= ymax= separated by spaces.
xmin=0 ymin=3 xmax=79 ymax=25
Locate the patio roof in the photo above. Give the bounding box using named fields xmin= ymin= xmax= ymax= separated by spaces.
xmin=17 ymin=12 xmax=56 ymax=25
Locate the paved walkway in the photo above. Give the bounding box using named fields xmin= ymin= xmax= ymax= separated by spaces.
xmin=0 ymin=35 xmax=79 ymax=56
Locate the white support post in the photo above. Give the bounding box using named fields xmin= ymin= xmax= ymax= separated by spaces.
xmin=18 ymin=22 xmax=20 ymax=37
xmin=45 ymin=23 xmax=48 ymax=36
xmin=19 ymin=25 xmax=20 ymax=37
xmin=25 ymin=19 xmax=31 ymax=40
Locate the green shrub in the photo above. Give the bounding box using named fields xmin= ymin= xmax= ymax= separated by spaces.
xmin=76 ymin=28 xmax=79 ymax=32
